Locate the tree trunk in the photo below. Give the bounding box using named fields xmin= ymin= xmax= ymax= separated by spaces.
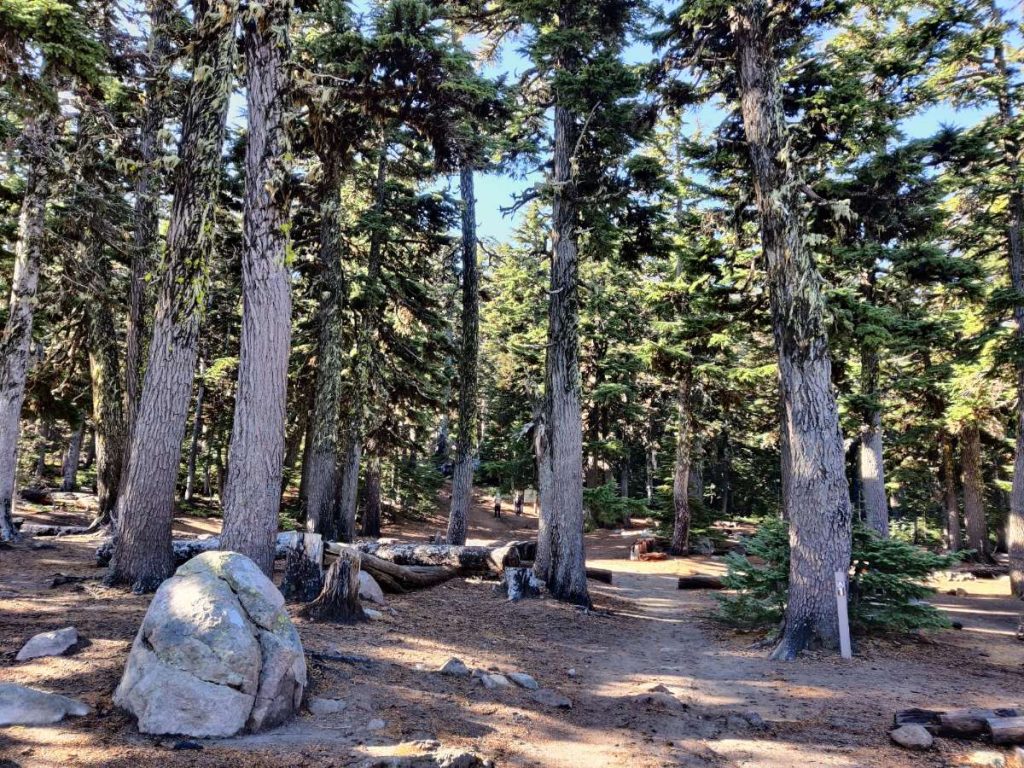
xmin=532 ymin=405 xmax=553 ymax=582
xmin=859 ymin=347 xmax=888 ymax=537
xmin=537 ymin=79 xmax=589 ymax=606
xmin=0 ymin=107 xmax=56 ymax=541
xmin=995 ymin=35 xmax=1024 ymax=595
xmin=34 ymin=420 xmax=51 ymax=484
xmin=220 ymin=0 xmax=293 ymax=577
xmin=108 ymin=0 xmax=237 ymax=591
xmin=183 ymin=363 xmax=205 ymax=502
xmin=61 ymin=421 xmax=84 ymax=492
xmin=447 ymin=162 xmax=480 ymax=545
xmin=336 ymin=149 xmax=387 ymax=541
xmin=302 ymin=549 xmax=365 ymax=623
xmin=962 ymin=424 xmax=990 ymax=560
xmin=304 ymin=158 xmax=345 ymax=540
xmin=125 ymin=0 xmax=175 ymax=443
xmin=82 ymin=428 xmax=95 ymax=470
xmin=362 ymin=452 xmax=382 ymax=538
xmin=943 ymin=433 xmax=961 ymax=551
xmin=671 ymin=368 xmax=693 ymax=555
xmin=735 ymin=4 xmax=852 ymax=659
xmin=87 ymin=277 xmax=127 ymax=527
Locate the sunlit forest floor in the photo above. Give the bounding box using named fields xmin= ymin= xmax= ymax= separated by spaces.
xmin=0 ymin=490 xmax=1020 ymax=767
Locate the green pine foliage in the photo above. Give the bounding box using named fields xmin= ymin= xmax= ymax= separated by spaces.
xmin=717 ymin=519 xmax=961 ymax=634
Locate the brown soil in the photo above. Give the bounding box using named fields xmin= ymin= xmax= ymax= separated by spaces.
xmin=1 ymin=490 xmax=1022 ymax=767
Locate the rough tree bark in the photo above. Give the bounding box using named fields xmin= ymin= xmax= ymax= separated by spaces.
xmin=536 ymin=16 xmax=590 ymax=605
xmin=671 ymin=366 xmax=694 ymax=555
xmin=447 ymin=161 xmax=480 ymax=545
xmin=303 ymin=157 xmax=345 ymax=540
xmin=61 ymin=421 xmax=84 ymax=492
xmin=734 ymin=4 xmax=852 ymax=659
xmin=859 ymin=346 xmax=888 ymax=537
xmin=108 ymin=0 xmax=237 ymax=590
xmin=220 ymin=0 xmax=294 ymax=577
xmin=183 ymin=361 xmax=205 ymax=502
xmin=362 ymin=451 xmax=382 ymax=538
xmin=0 ymin=106 xmax=57 ymax=542
xmin=961 ymin=424 xmax=990 ymax=561
xmin=303 ymin=548 xmax=365 ymax=623
xmin=942 ymin=433 xmax=961 ymax=551
xmin=125 ymin=0 xmax=175 ymax=442
xmin=86 ymin=265 xmax=127 ymax=527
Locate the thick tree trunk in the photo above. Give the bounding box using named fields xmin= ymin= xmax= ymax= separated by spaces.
xmin=125 ymin=0 xmax=175 ymax=442
xmin=82 ymin=429 xmax=95 ymax=470
xmin=183 ymin=365 xmax=205 ymax=502
xmin=995 ymin=38 xmax=1024 ymax=595
xmin=34 ymin=420 xmax=51 ymax=484
xmin=0 ymin=108 xmax=56 ymax=541
xmin=671 ymin=368 xmax=693 ymax=555
xmin=532 ymin=406 xmax=553 ymax=582
xmin=87 ymin=279 xmax=127 ymax=527
xmin=108 ymin=0 xmax=237 ymax=591
xmin=220 ymin=0 xmax=293 ymax=577
xmin=61 ymin=421 xmax=84 ymax=492
xmin=447 ymin=162 xmax=480 ymax=545
xmin=362 ymin=452 xmax=381 ymax=538
xmin=303 ymin=159 xmax=345 ymax=540
xmin=537 ymin=93 xmax=589 ymax=607
xmin=943 ymin=433 xmax=961 ymax=551
xmin=962 ymin=424 xmax=990 ymax=560
xmin=859 ymin=348 xmax=888 ymax=538
xmin=337 ymin=436 xmax=361 ymax=542
xmin=735 ymin=5 xmax=852 ymax=659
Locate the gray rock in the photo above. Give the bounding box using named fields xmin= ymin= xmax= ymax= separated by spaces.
xmin=437 ymin=658 xmax=471 ymax=677
xmin=16 ymin=626 xmax=79 ymax=661
xmin=367 ymin=718 xmax=386 ymax=730
xmin=0 ymin=683 xmax=89 ymax=726
xmin=434 ymin=749 xmax=484 ymax=768
xmin=890 ymin=724 xmax=933 ymax=750
xmin=364 ymin=608 xmax=384 ymax=621
xmin=479 ymin=674 xmax=510 ymax=690
xmin=114 ymin=550 xmax=306 ymax=737
xmin=358 ymin=571 xmax=386 ymax=605
xmin=694 ymin=536 xmax=715 ymax=556
xmin=508 ymin=672 xmax=538 ymax=690
xmin=530 ymin=688 xmax=572 ymax=709
xmin=308 ymin=697 xmax=348 ymax=715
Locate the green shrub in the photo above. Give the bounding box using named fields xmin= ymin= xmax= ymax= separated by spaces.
xmin=716 ymin=518 xmax=960 ymax=634
xmin=583 ymin=483 xmax=648 ymax=529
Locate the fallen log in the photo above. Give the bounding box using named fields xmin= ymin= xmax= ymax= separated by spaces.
xmin=19 ymin=488 xmax=52 ymax=505
xmin=677 ymin=575 xmax=726 ymax=590
xmin=19 ymin=523 xmax=94 ymax=537
xmin=893 ymin=709 xmax=942 ymax=734
xmin=586 ymin=568 xmax=613 ymax=584
xmin=326 ymin=542 xmax=457 ymax=592
xmin=989 ymin=716 xmax=1024 ymax=745
xmin=96 ymin=532 xmax=297 ymax=568
xmin=940 ymin=708 xmax=1022 ymax=737
xmin=356 ymin=541 xmax=497 ymax=573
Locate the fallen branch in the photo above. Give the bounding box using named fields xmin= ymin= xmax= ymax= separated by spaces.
xmin=19 ymin=523 xmax=94 ymax=537
xmin=96 ymin=532 xmax=297 ymax=568
xmin=327 ymin=542 xmax=457 ymax=592
xmin=677 ymin=575 xmax=725 ymax=590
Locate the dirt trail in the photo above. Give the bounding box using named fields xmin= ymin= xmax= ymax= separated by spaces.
xmin=0 ymin=490 xmax=1022 ymax=767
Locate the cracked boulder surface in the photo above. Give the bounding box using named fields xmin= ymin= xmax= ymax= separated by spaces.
xmin=114 ymin=550 xmax=307 ymax=738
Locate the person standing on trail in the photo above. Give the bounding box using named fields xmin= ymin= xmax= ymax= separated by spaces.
xmin=493 ymin=492 xmax=502 ymax=518
xmin=514 ymin=490 xmax=524 ymax=516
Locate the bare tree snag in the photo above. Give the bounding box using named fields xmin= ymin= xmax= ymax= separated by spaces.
xmin=504 ymin=567 xmax=542 ymax=601
xmin=281 ymin=532 xmax=324 ymax=602
xmin=303 ymin=549 xmax=365 ymax=622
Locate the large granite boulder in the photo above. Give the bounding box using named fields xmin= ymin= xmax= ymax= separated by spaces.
xmin=114 ymin=551 xmax=306 ymax=737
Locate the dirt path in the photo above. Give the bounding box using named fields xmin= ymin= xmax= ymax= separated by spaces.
xmin=1 ymin=490 xmax=1022 ymax=767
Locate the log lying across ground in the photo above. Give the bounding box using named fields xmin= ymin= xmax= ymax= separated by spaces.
xmin=894 ymin=707 xmax=1024 ymax=742
xmin=677 ymin=575 xmax=725 ymax=590
xmin=96 ymin=532 xmax=298 ymax=568
xmin=19 ymin=523 xmax=95 ymax=537
xmin=326 ymin=542 xmax=456 ymax=593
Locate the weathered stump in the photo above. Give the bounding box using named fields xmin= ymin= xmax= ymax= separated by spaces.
xmin=303 ymin=549 xmax=365 ymax=622
xmin=281 ymin=533 xmax=324 ymax=602
xmin=504 ymin=566 xmax=542 ymax=601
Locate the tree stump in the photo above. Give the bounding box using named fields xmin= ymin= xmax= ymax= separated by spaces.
xmin=281 ymin=533 xmax=324 ymax=602
xmin=504 ymin=566 xmax=542 ymax=601
xmin=302 ymin=548 xmax=365 ymax=622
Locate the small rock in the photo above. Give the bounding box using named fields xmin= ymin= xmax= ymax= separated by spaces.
xmin=955 ymin=587 xmax=968 ymax=597
xmin=479 ymin=674 xmax=511 ymax=690
xmin=363 ymin=608 xmax=384 ymax=621
xmin=567 ymin=668 xmax=577 ymax=677
xmin=358 ymin=571 xmax=386 ymax=605
xmin=172 ymin=740 xmax=203 ymax=751
xmin=647 ymin=684 xmax=671 ymax=694
xmin=725 ymin=714 xmax=749 ymax=731
xmin=434 ymin=748 xmax=485 ymax=768
xmin=16 ymin=627 xmax=79 ymax=661
xmin=890 ymin=724 xmax=933 ymax=750
xmin=308 ymin=697 xmax=348 ymax=715
xmin=508 ymin=672 xmax=538 ymax=690
xmin=967 ymin=749 xmax=1008 ymax=767
xmin=743 ymin=711 xmax=766 ymax=730
xmin=952 ymin=621 xmax=964 ymax=630
xmin=437 ymin=658 xmax=471 ymax=678
xmin=0 ymin=683 xmax=90 ymax=726
xmin=367 ymin=718 xmax=386 ymax=730
xmin=530 ymin=688 xmax=572 ymax=709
